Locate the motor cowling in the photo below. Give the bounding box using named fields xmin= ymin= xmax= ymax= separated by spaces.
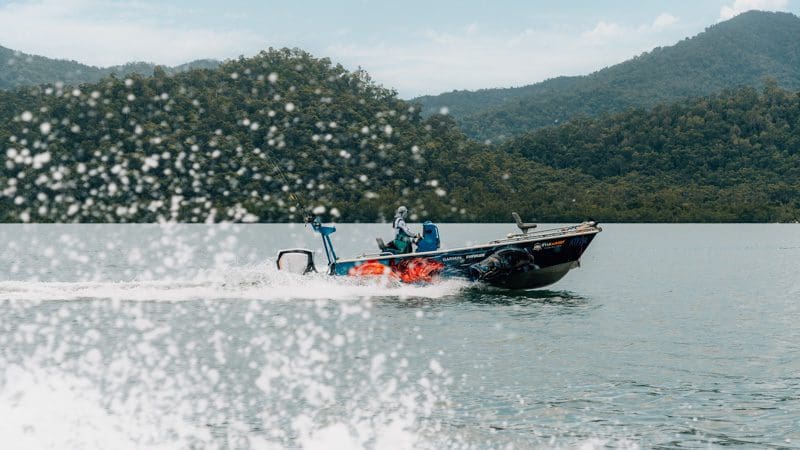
xmin=276 ymin=249 xmax=317 ymax=275
xmin=416 ymin=221 xmax=441 ymax=252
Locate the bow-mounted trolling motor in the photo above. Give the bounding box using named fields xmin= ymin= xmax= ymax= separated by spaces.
xmin=276 ymin=216 xmax=339 ymax=275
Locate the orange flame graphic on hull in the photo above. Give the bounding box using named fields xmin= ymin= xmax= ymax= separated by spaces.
xmin=395 ymin=258 xmax=445 ymax=283
xmin=348 ymin=261 xmax=400 ymax=280
xmin=347 ymin=258 xmax=445 ymax=284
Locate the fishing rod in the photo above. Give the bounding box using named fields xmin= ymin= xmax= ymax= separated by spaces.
xmin=264 ymin=148 xmax=339 ymax=267
xmin=263 ymin=149 xmax=314 ymax=223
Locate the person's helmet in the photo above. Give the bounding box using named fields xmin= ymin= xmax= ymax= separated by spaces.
xmin=396 ymin=205 xmax=408 ymax=218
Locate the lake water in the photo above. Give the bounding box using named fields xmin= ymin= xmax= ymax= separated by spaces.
xmin=0 ymin=223 xmax=799 ymax=449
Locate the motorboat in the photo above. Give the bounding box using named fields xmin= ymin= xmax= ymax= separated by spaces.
xmin=276 ymin=213 xmax=601 ymax=289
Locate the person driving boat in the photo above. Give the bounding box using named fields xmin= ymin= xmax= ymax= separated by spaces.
xmin=392 ymin=205 xmax=419 ymax=254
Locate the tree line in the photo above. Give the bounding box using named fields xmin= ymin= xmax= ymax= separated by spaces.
xmin=0 ymin=48 xmax=798 ymax=223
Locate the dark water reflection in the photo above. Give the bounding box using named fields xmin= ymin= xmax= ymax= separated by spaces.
xmin=464 ymin=288 xmax=591 ymax=307
xmin=381 ymin=288 xmax=591 ymax=311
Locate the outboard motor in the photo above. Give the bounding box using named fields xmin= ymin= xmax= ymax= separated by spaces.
xmin=416 ymin=221 xmax=441 ymax=252
xmin=276 ymin=249 xmax=317 ymax=275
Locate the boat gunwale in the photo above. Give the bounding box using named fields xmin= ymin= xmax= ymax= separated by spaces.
xmin=334 ymin=225 xmax=601 ymax=265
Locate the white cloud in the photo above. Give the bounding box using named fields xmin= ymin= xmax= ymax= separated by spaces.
xmin=0 ymin=0 xmax=700 ymax=99
xmin=326 ymin=19 xmax=685 ymax=98
xmin=581 ymin=21 xmax=624 ymax=41
xmin=580 ymin=13 xmax=679 ymax=47
xmin=0 ymin=0 xmax=267 ymax=66
xmin=346 ymin=12 xmax=693 ymax=97
xmin=584 ymin=13 xmax=678 ymax=43
xmin=719 ymin=0 xmax=790 ymax=20
xmin=651 ymin=13 xmax=679 ymax=31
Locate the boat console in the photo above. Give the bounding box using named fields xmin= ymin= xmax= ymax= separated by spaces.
xmin=376 ymin=221 xmax=440 ymax=254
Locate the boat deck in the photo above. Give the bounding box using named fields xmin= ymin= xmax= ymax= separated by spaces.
xmin=341 ymin=222 xmax=601 ymax=264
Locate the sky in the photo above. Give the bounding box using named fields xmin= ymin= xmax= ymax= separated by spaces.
xmin=0 ymin=0 xmax=797 ymax=98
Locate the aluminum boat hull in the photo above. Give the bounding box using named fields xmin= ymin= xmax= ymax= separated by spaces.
xmin=330 ymin=223 xmax=600 ymax=290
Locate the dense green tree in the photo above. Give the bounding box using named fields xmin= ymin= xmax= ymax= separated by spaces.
xmin=0 ymin=48 xmax=798 ymax=223
xmin=0 ymin=45 xmax=218 ymax=90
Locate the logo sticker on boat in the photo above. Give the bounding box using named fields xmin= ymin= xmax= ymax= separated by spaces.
xmin=539 ymin=240 xmax=565 ymax=249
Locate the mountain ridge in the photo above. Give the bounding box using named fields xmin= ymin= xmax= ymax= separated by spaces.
xmin=0 ymin=45 xmax=219 ymax=90
xmin=413 ymin=10 xmax=800 ymax=141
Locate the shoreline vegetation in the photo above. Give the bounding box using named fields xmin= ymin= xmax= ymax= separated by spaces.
xmin=1 ymin=15 xmax=799 ymax=225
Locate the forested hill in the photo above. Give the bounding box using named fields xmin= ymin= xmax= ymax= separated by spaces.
xmin=0 ymin=48 xmax=581 ymax=223
xmin=501 ymin=82 xmax=800 ymax=222
xmin=0 ymin=48 xmax=798 ymax=223
xmin=414 ymin=11 xmax=800 ymax=142
xmin=0 ymin=45 xmax=218 ymax=90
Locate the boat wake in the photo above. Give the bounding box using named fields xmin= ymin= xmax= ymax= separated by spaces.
xmin=0 ymin=261 xmax=471 ymax=302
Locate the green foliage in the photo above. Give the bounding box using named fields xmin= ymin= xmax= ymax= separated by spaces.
xmin=415 ymin=11 xmax=800 ymax=142
xmin=0 ymin=48 xmax=495 ymax=222
xmin=1 ymin=47 xmax=798 ymax=223
xmin=0 ymin=45 xmax=219 ymax=90
xmin=501 ymin=84 xmax=800 ymax=222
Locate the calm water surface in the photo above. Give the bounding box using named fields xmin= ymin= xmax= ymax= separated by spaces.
xmin=0 ymin=223 xmax=799 ymax=449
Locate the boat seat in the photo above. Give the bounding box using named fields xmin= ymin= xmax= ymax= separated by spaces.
xmin=376 ymin=238 xmax=389 ymax=252
xmin=377 ymin=238 xmax=403 ymax=255
xmin=512 ymin=212 xmax=537 ymax=233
